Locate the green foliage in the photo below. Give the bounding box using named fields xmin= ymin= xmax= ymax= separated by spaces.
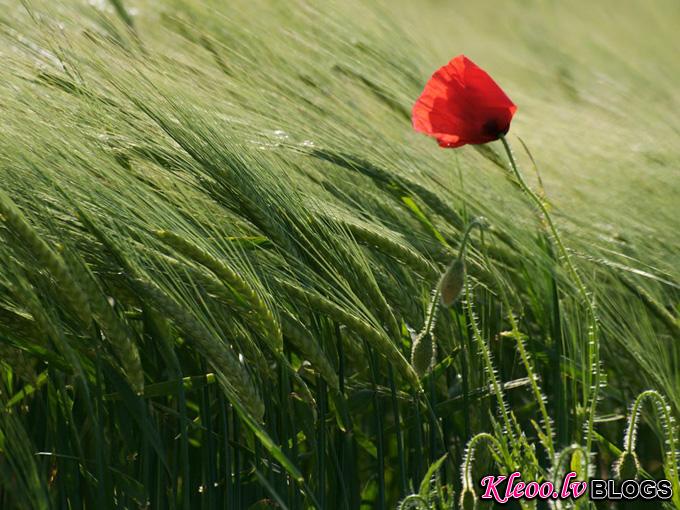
xmin=0 ymin=0 xmax=679 ymax=508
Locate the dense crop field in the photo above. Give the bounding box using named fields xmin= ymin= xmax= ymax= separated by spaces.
xmin=0 ymin=0 xmax=679 ymax=508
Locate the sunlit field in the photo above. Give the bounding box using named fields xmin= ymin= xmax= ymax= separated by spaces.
xmin=1 ymin=1 xmax=679 ymax=508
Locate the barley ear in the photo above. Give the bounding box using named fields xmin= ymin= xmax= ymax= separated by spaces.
xmin=131 ymin=277 xmax=265 ymax=420
xmin=62 ymin=249 xmax=144 ymax=394
xmin=277 ymin=278 xmax=421 ymax=390
xmin=0 ymin=191 xmax=92 ymax=325
xmin=343 ymin=220 xmax=436 ymax=277
xmin=281 ymin=312 xmax=339 ymax=391
xmin=155 ymin=229 xmax=282 ymax=353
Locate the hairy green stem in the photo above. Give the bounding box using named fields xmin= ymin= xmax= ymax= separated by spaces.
xmin=464 ymin=278 xmax=513 ymax=438
xmin=461 ymin=432 xmax=504 ymax=488
xmin=625 ymin=390 xmax=678 ymax=480
xmin=499 ymin=135 xmax=601 ymax=469
xmin=456 ymin=217 xmax=485 ymax=262
xmin=504 ymin=304 xmax=555 ymax=459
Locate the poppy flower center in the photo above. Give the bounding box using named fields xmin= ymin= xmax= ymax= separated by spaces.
xmin=482 ymin=118 xmax=504 ymax=138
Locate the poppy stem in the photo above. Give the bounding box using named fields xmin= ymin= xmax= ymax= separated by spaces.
xmin=499 ymin=134 xmax=601 ymax=472
xmin=456 ymin=216 xmax=484 ymax=262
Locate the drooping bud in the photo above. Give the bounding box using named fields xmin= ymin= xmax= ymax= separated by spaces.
xmin=460 ymin=487 xmax=476 ymax=510
xmin=439 ymin=258 xmax=465 ymax=307
xmin=615 ymin=450 xmax=640 ymax=480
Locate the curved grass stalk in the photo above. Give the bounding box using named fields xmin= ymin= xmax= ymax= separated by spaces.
xmin=549 ymin=444 xmax=591 ymax=510
xmin=551 ymin=444 xmax=589 ymax=482
xmin=332 ymin=237 xmax=402 ymax=342
xmin=1 ymin=193 xmax=145 ymax=392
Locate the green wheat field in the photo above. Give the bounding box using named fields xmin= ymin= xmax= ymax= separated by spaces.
xmin=0 ymin=0 xmax=679 ymax=508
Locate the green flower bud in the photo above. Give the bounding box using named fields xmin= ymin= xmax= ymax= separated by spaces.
xmin=460 ymin=487 xmax=476 ymax=510
xmin=570 ymin=448 xmax=586 ymax=479
xmin=410 ymin=330 xmax=435 ymax=378
xmin=616 ymin=450 xmax=639 ymax=480
xmin=439 ymin=258 xmax=465 ymax=307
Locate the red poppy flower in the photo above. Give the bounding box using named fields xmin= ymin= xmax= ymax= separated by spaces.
xmin=412 ymin=55 xmax=517 ymax=148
